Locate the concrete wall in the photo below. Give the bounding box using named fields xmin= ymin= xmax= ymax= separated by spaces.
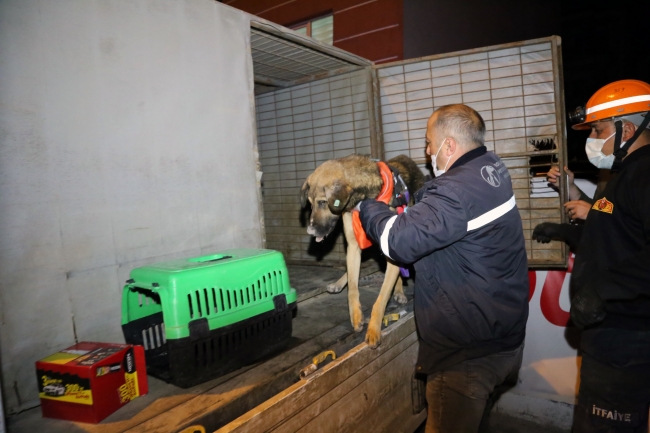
xmin=0 ymin=0 xmax=262 ymax=413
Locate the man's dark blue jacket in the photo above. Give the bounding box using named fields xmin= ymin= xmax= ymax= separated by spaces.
xmin=359 ymin=146 xmax=529 ymax=374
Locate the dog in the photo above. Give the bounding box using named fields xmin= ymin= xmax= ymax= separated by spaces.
xmin=300 ymin=154 xmax=425 ymax=348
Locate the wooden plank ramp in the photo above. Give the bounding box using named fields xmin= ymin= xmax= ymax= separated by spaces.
xmin=216 ymin=312 xmax=423 ymax=433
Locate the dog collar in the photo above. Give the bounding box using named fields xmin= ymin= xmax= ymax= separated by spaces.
xmin=352 ymin=161 xmax=410 ymax=251
xmin=375 ymin=161 xmax=394 ymax=205
xmin=377 ymin=162 xmax=410 ymax=208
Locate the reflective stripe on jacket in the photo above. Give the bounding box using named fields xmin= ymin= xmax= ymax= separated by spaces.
xmin=360 ymin=146 xmax=529 ymax=374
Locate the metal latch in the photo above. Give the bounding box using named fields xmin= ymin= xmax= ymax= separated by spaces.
xmin=299 ymin=350 xmax=337 ymax=379
xmin=383 ymin=310 xmax=408 ymax=327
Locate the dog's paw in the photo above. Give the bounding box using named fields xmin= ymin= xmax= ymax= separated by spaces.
xmin=352 ymin=317 xmax=365 ymax=333
xmin=351 ymin=311 xmax=365 ymax=333
xmin=326 ymin=282 xmax=345 ymax=294
xmin=393 ymin=291 xmax=408 ymax=305
xmin=365 ymin=327 xmax=382 ymax=349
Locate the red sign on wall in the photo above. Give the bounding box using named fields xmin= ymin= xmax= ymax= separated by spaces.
xmin=528 ymin=255 xmax=574 ymax=327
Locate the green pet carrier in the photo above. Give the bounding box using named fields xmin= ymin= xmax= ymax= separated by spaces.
xmin=121 ymin=249 xmax=297 ymax=388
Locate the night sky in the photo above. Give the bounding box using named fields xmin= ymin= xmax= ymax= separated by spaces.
xmin=403 ymin=0 xmax=650 ymax=178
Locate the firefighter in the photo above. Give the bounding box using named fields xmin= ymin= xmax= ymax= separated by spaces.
xmin=534 ymin=79 xmax=650 ymax=432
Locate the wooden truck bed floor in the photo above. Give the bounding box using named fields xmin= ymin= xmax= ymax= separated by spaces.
xmin=8 ymin=263 xmax=424 ymax=433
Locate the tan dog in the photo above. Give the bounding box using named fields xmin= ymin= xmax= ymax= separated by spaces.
xmin=300 ymin=154 xmax=425 ymax=348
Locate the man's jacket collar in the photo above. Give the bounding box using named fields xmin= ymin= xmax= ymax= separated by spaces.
xmin=448 ymin=145 xmax=487 ymax=171
xmin=621 ymin=144 xmax=650 ymax=169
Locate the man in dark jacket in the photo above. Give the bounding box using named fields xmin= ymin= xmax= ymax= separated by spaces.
xmin=358 ymin=104 xmax=529 ymax=432
xmin=533 ymin=80 xmax=650 ymax=433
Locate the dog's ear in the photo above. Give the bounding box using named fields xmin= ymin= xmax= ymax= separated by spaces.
xmin=300 ymin=176 xmax=310 ymax=208
xmin=326 ymin=182 xmax=352 ymax=215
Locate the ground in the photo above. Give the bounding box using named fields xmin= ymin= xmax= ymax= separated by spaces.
xmin=414 ymin=412 xmax=570 ymax=433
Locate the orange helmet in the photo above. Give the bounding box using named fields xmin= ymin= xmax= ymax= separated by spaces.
xmin=571 ymin=79 xmax=650 ymax=130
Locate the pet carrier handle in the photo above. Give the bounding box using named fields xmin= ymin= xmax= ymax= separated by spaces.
xmin=187 ymin=254 xmax=233 ymax=263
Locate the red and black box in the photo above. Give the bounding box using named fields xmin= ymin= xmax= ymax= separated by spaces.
xmin=35 ymin=342 xmax=148 ymax=423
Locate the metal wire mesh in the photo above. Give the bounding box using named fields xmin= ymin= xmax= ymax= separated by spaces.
xmin=251 ymin=29 xmax=357 ymax=84
xmin=376 ymin=40 xmax=566 ymax=266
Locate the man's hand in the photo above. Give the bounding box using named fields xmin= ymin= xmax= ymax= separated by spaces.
xmin=564 ymin=200 xmax=591 ymax=221
xmin=532 ymin=222 xmax=583 ymax=251
xmin=356 ymin=198 xmax=379 ymax=213
xmin=547 ymin=165 xmax=582 ymax=201
xmin=547 ymin=165 xmax=569 ymax=186
xmin=532 ymin=222 xmax=563 ymax=243
xmin=570 ymin=285 xmax=606 ymax=329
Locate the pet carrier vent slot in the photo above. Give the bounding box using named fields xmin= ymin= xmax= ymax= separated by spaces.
xmin=142 ymin=323 xmax=165 ymax=350
xmin=211 ymin=288 xmax=219 ymax=313
xmin=271 ymin=271 xmax=278 ymax=296
xmin=188 ymin=294 xmax=194 ymax=318
xmin=203 ymin=288 xmax=210 ymax=315
xmin=195 ymin=291 xmax=203 ymax=316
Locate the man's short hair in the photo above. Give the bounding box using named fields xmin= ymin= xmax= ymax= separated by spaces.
xmin=433 ymin=104 xmax=486 ymax=148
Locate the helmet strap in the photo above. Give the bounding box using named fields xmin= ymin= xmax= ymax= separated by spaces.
xmin=611 ymin=120 xmax=623 ymax=171
xmin=611 ymin=113 xmax=650 ymax=171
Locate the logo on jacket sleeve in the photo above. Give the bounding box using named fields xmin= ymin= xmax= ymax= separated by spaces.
xmin=592 ymin=197 xmax=614 ymax=214
xmin=481 ymin=165 xmax=501 ymax=187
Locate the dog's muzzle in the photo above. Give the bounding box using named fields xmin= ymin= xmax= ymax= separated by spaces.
xmin=307 ymin=225 xmax=326 ymax=242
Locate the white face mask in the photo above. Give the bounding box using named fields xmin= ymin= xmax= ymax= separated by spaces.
xmin=433 ymin=139 xmax=453 ymax=177
xmin=585 ymin=131 xmax=617 ymax=169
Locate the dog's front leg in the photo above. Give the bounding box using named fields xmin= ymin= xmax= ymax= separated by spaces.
xmin=342 ymin=212 xmax=364 ymax=332
xmin=366 ymin=261 xmax=401 ymax=348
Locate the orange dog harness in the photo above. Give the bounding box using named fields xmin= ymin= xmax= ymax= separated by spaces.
xmin=351 ymin=162 xmax=394 ymax=249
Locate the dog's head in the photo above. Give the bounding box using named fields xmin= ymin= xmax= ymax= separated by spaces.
xmin=300 ymin=162 xmax=353 ymax=242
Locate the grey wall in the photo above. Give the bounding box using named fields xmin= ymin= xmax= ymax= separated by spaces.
xmin=0 ymin=0 xmax=262 ymax=412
